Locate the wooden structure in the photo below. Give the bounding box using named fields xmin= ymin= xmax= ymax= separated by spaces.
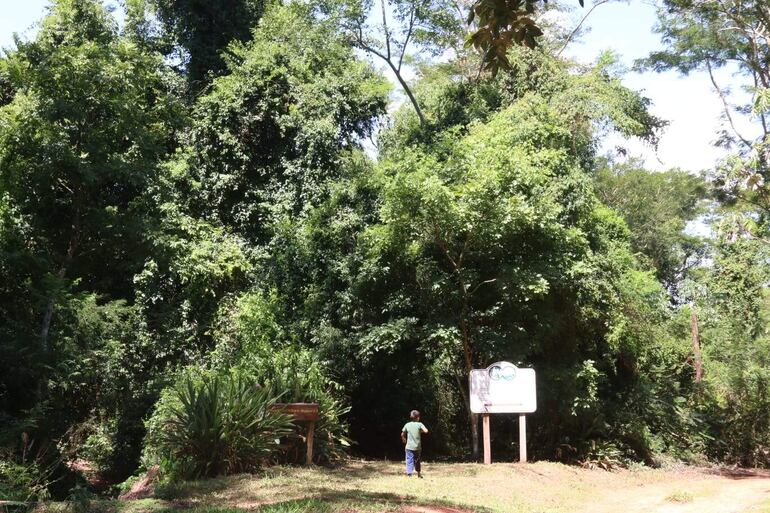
xmin=480 ymin=413 xmax=527 ymax=464
xmin=271 ymin=402 xmax=319 ymax=465
xmin=470 ymin=362 xmax=537 ymax=465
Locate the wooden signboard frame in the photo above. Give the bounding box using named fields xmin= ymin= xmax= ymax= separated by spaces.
xmin=470 ymin=362 xmax=536 ymax=465
xmin=271 ymin=403 xmax=320 ymax=465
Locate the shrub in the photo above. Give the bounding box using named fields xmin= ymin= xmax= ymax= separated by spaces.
xmin=0 ymin=455 xmax=52 ymax=503
xmin=57 ymin=417 xmax=118 ymax=475
xmin=237 ymin=349 xmax=353 ymax=465
xmin=144 ymin=372 xmax=292 ymax=479
xmin=210 ymin=290 xmax=353 ymax=464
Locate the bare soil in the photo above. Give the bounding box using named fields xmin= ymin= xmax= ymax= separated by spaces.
xmin=588 ymin=468 xmax=770 ymax=513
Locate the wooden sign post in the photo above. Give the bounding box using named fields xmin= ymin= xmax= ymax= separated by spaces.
xmin=482 ymin=414 xmax=491 ymax=465
xmin=470 ymin=362 xmax=536 ymax=465
xmin=271 ymin=403 xmax=319 ymax=465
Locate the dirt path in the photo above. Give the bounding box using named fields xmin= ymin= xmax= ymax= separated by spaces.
xmin=589 ymin=471 xmax=770 ymax=513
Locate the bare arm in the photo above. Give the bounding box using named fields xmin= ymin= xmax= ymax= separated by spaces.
xmin=421 ymin=424 xmax=429 ymax=434
xmin=401 ymin=431 xmax=407 ymax=444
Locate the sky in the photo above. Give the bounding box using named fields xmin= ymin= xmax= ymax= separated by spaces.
xmin=562 ymin=0 xmax=759 ymax=174
xmin=0 ymin=0 xmax=756 ymax=175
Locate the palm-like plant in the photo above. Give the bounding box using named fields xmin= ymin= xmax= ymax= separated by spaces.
xmin=160 ymin=374 xmax=292 ymax=478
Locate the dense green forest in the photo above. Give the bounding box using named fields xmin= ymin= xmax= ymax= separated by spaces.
xmin=1 ymin=0 xmax=769 ymax=501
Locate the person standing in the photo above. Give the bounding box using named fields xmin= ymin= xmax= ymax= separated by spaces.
xmin=401 ymin=409 xmax=428 ymax=477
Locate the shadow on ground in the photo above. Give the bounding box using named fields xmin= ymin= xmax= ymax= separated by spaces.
xmin=705 ymin=467 xmax=770 ymax=480
xmin=251 ymin=488 xmax=489 ymax=513
xmin=145 ymin=489 xmax=488 ymax=513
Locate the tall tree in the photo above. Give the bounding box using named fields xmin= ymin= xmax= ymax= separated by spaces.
xmin=595 ymin=161 xmax=708 ymax=294
xmin=0 ymin=0 xmax=181 ymax=377
xmin=148 ymin=0 xmax=268 ymax=90
xmin=269 ymin=49 xmax=673 ymax=460
xmin=642 ymin=0 xmax=770 ymax=466
xmin=180 ymin=2 xmax=389 ymax=244
xmin=642 ymin=0 xmax=770 ymax=240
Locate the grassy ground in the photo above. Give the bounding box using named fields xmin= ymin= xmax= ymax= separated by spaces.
xmin=35 ymin=460 xmax=770 ymax=513
xmin=149 ymin=460 xmax=647 ymax=513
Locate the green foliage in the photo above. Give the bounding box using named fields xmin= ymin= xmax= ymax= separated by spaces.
xmin=641 ymin=0 xmax=770 ymax=241
xmin=134 ymin=208 xmax=254 ymax=360
xmin=694 ymin=238 xmax=770 ymax=466
xmin=57 ymin=417 xmax=118 ymax=475
xmin=184 ymin=2 xmax=389 ymax=244
xmin=638 ymin=0 xmax=770 ymax=467
xmin=144 ymin=372 xmax=292 ymax=479
xmin=0 ymin=457 xmax=53 ymax=503
xmin=381 ymin=49 xmax=664 ymax=159
xmin=595 ymin=160 xmax=709 ymax=292
xmin=0 ymin=0 xmax=181 ymax=367
xmin=0 ymin=0 xmax=182 ymax=273
xmin=0 ymin=0 xmax=184 ymax=486
xmin=275 ymin=76 xmax=684 ymax=460
xmin=211 ymin=290 xmax=353 ymax=464
xmin=2 ymin=0 xmax=770 ymax=498
xmin=148 ymin=0 xmax=268 ymax=89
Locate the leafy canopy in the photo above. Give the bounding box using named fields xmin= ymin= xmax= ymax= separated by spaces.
xmin=182 ymin=3 xmax=389 ymax=243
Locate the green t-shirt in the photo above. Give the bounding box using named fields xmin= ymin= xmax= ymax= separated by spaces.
xmin=402 ymin=421 xmax=426 ymax=451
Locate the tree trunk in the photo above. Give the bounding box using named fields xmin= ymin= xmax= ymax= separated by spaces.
xmin=456 ymin=372 xmax=479 ymax=459
xmin=40 ymin=209 xmax=81 ymax=353
xmin=458 ymin=313 xmax=480 ymax=458
xmin=690 ymin=308 xmax=704 ymax=382
xmin=387 ymin=61 xmax=426 ymax=125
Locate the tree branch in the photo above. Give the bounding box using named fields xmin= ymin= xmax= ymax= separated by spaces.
xmin=469 ymin=278 xmax=496 ymax=296
xmin=706 ymin=57 xmax=753 ymax=148
xmin=381 ymin=0 xmax=391 ymax=61
xmin=398 ymin=6 xmax=417 ymax=73
xmin=556 ymin=0 xmax=611 ymax=58
xmin=351 ymin=3 xmax=425 ymax=124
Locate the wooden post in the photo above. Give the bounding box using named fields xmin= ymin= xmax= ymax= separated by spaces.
xmin=691 ymin=309 xmax=704 ymax=382
xmin=270 ymin=403 xmax=319 ymax=466
xmin=482 ymin=413 xmax=491 ymax=464
xmin=519 ymin=414 xmax=527 ymax=463
xmin=306 ymin=420 xmax=315 ymax=465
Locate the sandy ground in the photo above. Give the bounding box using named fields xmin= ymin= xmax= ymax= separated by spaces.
xmin=401 ymin=471 xmax=770 ymax=513
xmin=588 ymin=469 xmax=770 ymax=513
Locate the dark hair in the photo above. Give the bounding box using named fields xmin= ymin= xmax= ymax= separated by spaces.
xmin=410 ymin=410 xmax=420 ymax=420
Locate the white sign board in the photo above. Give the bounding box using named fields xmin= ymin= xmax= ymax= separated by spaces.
xmin=470 ymin=362 xmax=536 ymax=414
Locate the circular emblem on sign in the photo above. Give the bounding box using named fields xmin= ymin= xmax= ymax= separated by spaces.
xmin=488 ymin=362 xmax=517 ymax=381
xmin=500 ymin=365 xmax=516 ymax=381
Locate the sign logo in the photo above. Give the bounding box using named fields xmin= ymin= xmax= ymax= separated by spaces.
xmin=488 ymin=363 xmax=516 ymax=381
